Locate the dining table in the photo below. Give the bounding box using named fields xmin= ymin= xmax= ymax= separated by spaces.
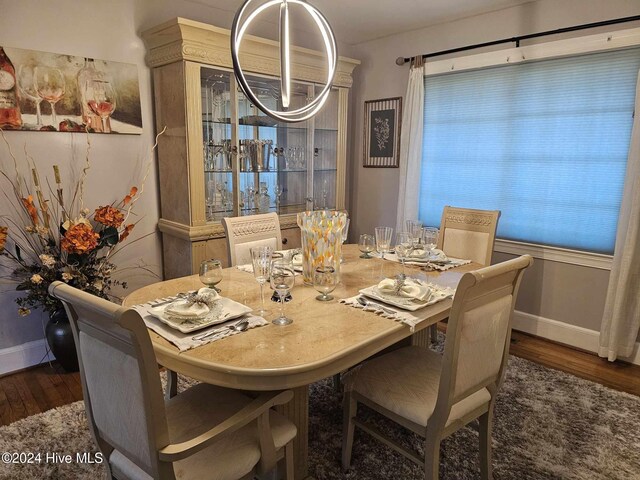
xmin=123 ymin=244 xmax=480 ymax=479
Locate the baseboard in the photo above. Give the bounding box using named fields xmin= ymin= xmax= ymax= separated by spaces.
xmin=512 ymin=310 xmax=640 ymax=366
xmin=0 ymin=339 xmax=50 ymax=376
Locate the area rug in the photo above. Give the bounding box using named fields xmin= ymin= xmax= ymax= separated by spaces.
xmin=1 ymin=351 xmax=639 ymax=479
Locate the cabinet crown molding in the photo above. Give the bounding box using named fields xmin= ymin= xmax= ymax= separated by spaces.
xmin=142 ymin=17 xmax=360 ymax=88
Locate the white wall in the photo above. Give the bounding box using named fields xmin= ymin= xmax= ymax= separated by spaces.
xmin=348 ymin=0 xmax=640 ymax=350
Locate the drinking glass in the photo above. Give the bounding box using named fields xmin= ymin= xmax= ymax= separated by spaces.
xmin=313 ymin=265 xmax=337 ymax=301
xmin=374 ymin=226 xmax=393 ymax=259
xmin=270 ymin=258 xmax=295 ymax=325
xmin=88 ymin=80 xmax=117 ymax=133
xmin=199 ymin=259 xmax=223 ymax=292
xmin=422 ymin=227 xmax=439 ymax=257
xmin=17 ymin=65 xmax=43 ymax=126
xmin=405 ymin=220 xmax=423 ymax=246
xmin=250 ymin=246 xmax=273 ymax=316
xmin=395 ymin=232 xmax=413 ymax=275
xmin=358 ymin=234 xmax=375 ymax=258
xmin=34 ymin=66 xmax=65 ymax=126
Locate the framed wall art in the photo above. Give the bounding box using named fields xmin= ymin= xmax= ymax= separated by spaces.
xmin=0 ymin=45 xmax=142 ymax=134
xmin=363 ymin=96 xmax=402 ymax=167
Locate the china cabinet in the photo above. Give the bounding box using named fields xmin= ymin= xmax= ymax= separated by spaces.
xmin=142 ymin=18 xmax=359 ymax=278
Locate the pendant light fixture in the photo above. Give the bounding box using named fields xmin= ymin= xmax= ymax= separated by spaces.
xmin=231 ymin=0 xmax=338 ymax=123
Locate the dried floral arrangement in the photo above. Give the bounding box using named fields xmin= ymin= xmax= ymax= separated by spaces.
xmin=0 ymin=128 xmax=164 ymax=317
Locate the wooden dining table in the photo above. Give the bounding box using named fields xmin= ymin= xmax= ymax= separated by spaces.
xmin=123 ymin=244 xmax=479 ymax=479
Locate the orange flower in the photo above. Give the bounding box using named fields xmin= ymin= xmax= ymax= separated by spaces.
xmin=0 ymin=226 xmax=7 ymax=253
xmin=94 ymin=205 xmax=125 ymax=228
xmin=119 ymin=223 xmax=135 ymax=242
xmin=21 ymin=196 xmax=39 ymax=225
xmin=61 ymin=223 xmax=99 ymax=255
xmin=123 ymin=186 xmax=138 ymax=206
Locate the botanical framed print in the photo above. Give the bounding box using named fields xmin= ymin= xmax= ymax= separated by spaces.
xmin=363 ymin=97 xmax=402 ymax=167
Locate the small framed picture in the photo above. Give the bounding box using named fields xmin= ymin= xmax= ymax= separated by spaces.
xmin=363 ymin=97 xmax=402 ymax=167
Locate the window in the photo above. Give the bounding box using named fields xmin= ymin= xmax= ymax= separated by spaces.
xmin=418 ymin=47 xmax=640 ymax=254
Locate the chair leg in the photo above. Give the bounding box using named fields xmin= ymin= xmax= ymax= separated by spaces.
xmin=165 ymin=369 xmax=178 ymax=399
xmin=341 ymin=391 xmax=358 ymax=471
xmin=479 ymin=410 xmax=494 ymax=479
xmin=424 ymin=432 xmax=441 ymax=480
xmin=333 ymin=373 xmax=342 ymax=393
xmin=284 ymin=441 xmax=294 ymax=480
xmin=428 ymin=324 xmax=438 ymax=344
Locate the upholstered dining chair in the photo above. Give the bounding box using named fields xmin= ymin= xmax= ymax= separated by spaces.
xmin=437 ymin=206 xmax=501 ymax=266
xmin=49 ymin=281 xmax=296 ymax=480
xmin=419 ymin=206 xmax=501 ymax=347
xmin=222 ymin=212 xmax=282 ymax=266
xmin=342 ymin=255 xmax=532 ymax=479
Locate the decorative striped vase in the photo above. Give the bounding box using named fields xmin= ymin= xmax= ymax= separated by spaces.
xmin=296 ymin=210 xmax=347 ymax=285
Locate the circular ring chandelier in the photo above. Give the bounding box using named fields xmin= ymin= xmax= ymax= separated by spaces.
xmin=231 ymin=0 xmax=338 ymax=123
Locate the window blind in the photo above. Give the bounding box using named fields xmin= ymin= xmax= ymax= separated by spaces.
xmin=418 ymin=47 xmax=640 ymax=254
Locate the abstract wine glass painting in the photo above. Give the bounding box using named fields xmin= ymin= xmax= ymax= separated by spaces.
xmin=0 ymin=45 xmax=141 ymax=134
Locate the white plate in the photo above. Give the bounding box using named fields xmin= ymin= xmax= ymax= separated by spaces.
xmin=359 ymin=285 xmax=452 ymax=312
xmin=149 ymin=297 xmax=252 ymax=333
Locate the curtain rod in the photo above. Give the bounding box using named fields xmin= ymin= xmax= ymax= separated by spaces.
xmin=395 ymin=15 xmax=640 ymax=65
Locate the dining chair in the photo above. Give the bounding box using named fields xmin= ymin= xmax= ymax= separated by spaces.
xmin=49 ymin=281 xmax=296 ymax=480
xmin=222 ymin=212 xmax=282 ymax=266
xmin=341 ymin=255 xmax=532 ymax=479
xmin=418 ymin=206 xmax=501 ymax=347
xmin=437 ymin=206 xmax=500 ymax=266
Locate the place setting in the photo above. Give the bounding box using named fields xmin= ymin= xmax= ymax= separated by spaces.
xmin=340 ymin=273 xmax=456 ymax=331
xmin=372 ymin=222 xmax=472 ymax=271
xmin=132 ymin=260 xmax=269 ymax=352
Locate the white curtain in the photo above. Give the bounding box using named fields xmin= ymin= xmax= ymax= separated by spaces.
xmin=396 ymin=58 xmax=425 ymax=233
xmin=599 ymin=70 xmax=640 ymax=362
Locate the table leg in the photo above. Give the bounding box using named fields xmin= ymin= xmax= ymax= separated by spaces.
xmin=276 ymin=385 xmax=310 ymax=479
xmin=165 ymin=369 xmax=178 ymax=399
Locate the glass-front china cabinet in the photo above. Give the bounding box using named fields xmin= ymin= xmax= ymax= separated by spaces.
xmin=142 ymin=18 xmax=359 ymax=278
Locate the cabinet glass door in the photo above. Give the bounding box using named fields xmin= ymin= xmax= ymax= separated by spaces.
xmin=201 ymin=67 xmax=233 ymax=222
xmin=238 ymin=74 xmax=312 ymax=216
xmin=312 ymin=88 xmax=339 ymax=210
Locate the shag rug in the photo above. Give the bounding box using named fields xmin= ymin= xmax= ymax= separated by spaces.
xmin=1 ymin=347 xmax=639 ymax=479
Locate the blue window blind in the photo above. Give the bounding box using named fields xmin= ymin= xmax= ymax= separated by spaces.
xmin=418 ymin=47 xmax=640 ymax=253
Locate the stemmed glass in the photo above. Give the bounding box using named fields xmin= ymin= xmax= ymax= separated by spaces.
xmin=199 ymin=259 xmax=223 ymax=292
xmin=313 ymin=265 xmax=337 ymax=301
xmin=422 ymin=227 xmax=439 ymax=257
xmin=250 ymin=246 xmax=272 ymax=316
xmin=17 ymin=65 xmax=43 ymax=126
xmin=34 ymin=66 xmax=65 ymax=127
xmin=270 ymin=258 xmax=295 ymax=325
xmin=374 ymin=226 xmax=393 ymax=259
xmin=358 ymin=234 xmax=375 ymax=258
xmin=395 ymin=232 xmax=413 ymax=276
xmin=88 ymin=79 xmax=117 ymax=133
xmin=274 ymin=184 xmax=283 ymax=213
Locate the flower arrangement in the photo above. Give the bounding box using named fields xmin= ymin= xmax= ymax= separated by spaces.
xmin=0 ymin=129 xmax=162 ymax=317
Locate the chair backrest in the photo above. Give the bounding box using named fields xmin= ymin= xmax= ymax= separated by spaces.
xmin=434 ymin=255 xmax=532 ymax=421
xmin=437 ymin=206 xmax=500 ymax=266
xmin=49 ymin=282 xmax=170 ymax=479
xmin=222 ymin=212 xmax=282 ymax=266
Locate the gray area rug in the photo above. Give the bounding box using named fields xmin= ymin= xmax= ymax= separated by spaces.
xmin=1 ymin=350 xmax=639 ymax=479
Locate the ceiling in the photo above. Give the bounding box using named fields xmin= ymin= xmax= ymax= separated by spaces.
xmin=193 ymin=0 xmax=536 ymax=45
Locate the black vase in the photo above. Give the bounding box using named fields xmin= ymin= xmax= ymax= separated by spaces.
xmin=45 ymin=309 xmax=79 ymax=372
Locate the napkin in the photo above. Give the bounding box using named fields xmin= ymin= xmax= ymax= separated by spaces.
xmin=164 ymin=288 xmax=219 ymax=320
xmin=429 ymin=249 xmax=448 ymax=262
xmin=377 ymin=277 xmax=431 ymax=302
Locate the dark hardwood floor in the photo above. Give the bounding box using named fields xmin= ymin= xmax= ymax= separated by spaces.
xmin=1 ymin=332 xmax=639 ymax=427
